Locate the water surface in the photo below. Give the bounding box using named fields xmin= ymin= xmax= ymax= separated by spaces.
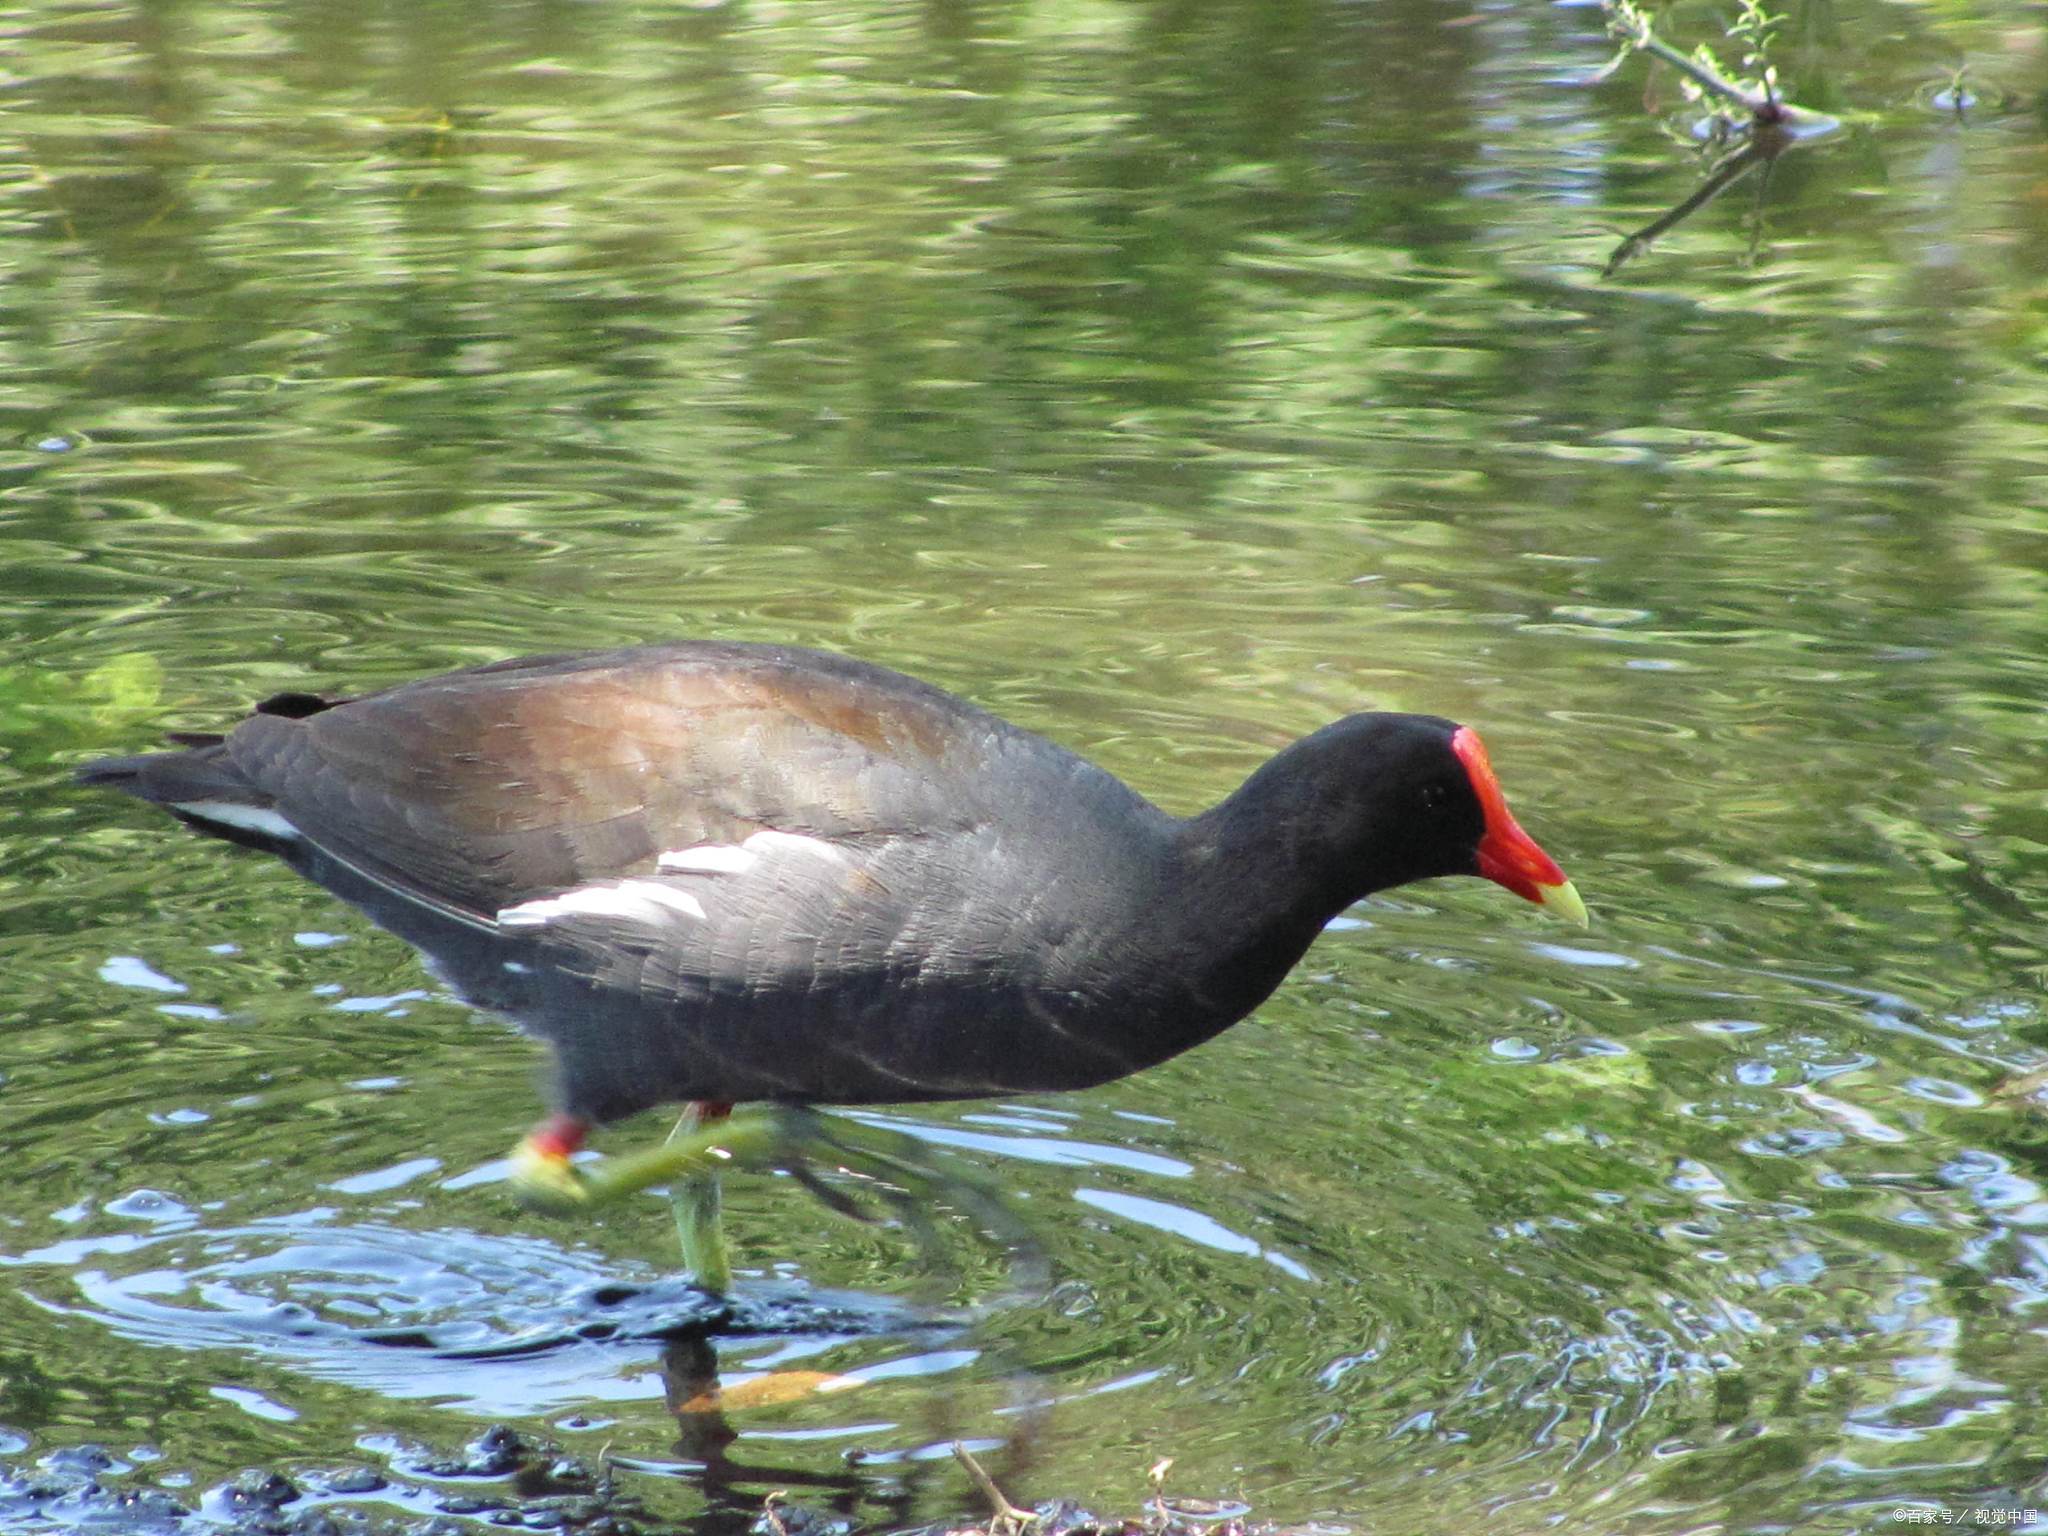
xmin=5 ymin=2 xmax=2048 ymax=1532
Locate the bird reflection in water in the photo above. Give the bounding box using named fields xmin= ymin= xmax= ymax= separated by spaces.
xmin=623 ymin=1280 xmax=1043 ymax=1536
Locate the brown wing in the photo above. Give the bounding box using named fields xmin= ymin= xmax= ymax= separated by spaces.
xmin=220 ymin=643 xmax=1016 ymax=924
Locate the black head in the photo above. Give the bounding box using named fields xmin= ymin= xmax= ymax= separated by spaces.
xmin=1261 ymin=713 xmax=1486 ymax=897
xmin=1210 ymin=712 xmax=1578 ymax=921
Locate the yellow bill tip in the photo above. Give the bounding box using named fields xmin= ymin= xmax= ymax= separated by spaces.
xmin=1536 ymin=878 xmax=1589 ymax=928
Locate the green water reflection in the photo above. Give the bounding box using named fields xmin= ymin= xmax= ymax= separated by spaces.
xmin=5 ymin=0 xmax=2048 ymax=1532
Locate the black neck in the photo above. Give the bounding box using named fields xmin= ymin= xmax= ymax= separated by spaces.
xmin=1059 ymin=751 xmax=1373 ymax=1079
xmin=1161 ymin=776 xmax=1364 ymax=1027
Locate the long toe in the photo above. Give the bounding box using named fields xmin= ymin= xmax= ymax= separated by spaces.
xmin=509 ymin=1136 xmax=592 ymax=1213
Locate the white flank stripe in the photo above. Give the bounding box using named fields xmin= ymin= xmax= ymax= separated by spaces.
xmin=619 ymin=880 xmax=709 ymax=919
xmin=657 ymin=844 xmax=757 ymax=875
xmin=171 ymin=801 xmax=300 ymax=840
xmin=743 ymin=829 xmax=848 ymax=865
xmin=497 ymin=880 xmax=706 ymax=929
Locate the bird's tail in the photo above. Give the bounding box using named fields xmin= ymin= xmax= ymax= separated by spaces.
xmin=75 ymin=740 xmax=296 ymax=848
xmin=75 ymin=736 xmax=236 ymax=802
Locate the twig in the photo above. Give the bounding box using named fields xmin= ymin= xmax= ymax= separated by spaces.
xmin=1603 ymin=139 xmax=1773 ymax=277
xmin=1604 ymin=0 xmax=1769 ymax=113
xmin=1600 ymin=0 xmax=1832 ymax=131
xmin=952 ymin=1442 xmax=1039 ymax=1535
xmin=1145 ymin=1458 xmax=1174 ymax=1530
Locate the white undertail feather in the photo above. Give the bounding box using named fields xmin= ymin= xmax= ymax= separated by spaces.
xmin=170 ymin=801 xmax=301 ymax=840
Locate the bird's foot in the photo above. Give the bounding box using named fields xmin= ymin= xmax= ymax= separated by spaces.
xmin=508 ymin=1114 xmax=594 ymax=1213
xmin=507 ymin=1106 xmax=811 ymax=1215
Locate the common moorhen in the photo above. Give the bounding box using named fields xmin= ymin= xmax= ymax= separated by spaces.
xmin=79 ymin=641 xmax=1584 ymax=1287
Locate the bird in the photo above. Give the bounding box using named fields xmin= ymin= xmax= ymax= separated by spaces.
xmin=76 ymin=641 xmax=1585 ymax=1290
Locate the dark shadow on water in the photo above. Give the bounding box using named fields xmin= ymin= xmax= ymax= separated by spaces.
xmin=3 ymin=1206 xmax=990 ymax=1532
xmin=10 ymin=1208 xmax=955 ymax=1413
xmin=1 ymin=1111 xmax=1075 ymax=1532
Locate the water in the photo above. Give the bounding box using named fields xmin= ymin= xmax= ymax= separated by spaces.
xmin=5 ymin=1 xmax=2048 ymax=1531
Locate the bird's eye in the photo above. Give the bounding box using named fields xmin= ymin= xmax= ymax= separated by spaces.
xmin=1417 ymin=782 xmax=1449 ymax=814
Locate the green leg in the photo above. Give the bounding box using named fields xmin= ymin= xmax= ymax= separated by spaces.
xmin=667 ymin=1105 xmax=732 ymax=1294
xmin=508 ymin=1105 xmax=801 ymax=1223
xmin=505 ymin=1105 xmax=1041 ymax=1298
